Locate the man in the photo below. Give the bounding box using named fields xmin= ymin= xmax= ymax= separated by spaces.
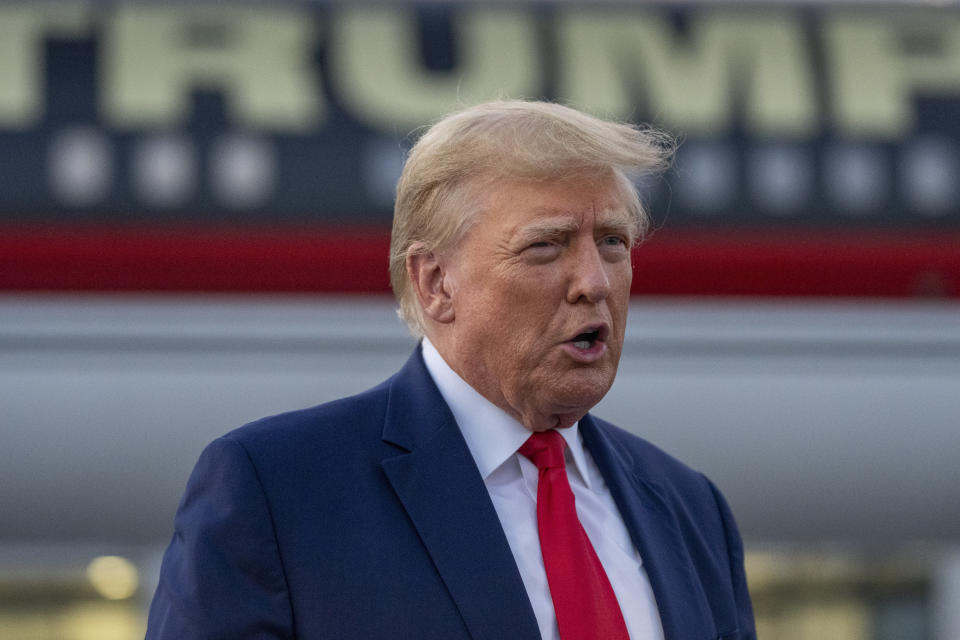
xmin=146 ymin=100 xmax=755 ymax=639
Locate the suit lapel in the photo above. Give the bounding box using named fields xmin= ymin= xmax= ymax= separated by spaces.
xmin=380 ymin=349 xmax=541 ymax=640
xmin=580 ymin=415 xmax=716 ymax=640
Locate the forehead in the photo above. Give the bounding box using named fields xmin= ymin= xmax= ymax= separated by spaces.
xmin=481 ymin=176 xmax=633 ymax=232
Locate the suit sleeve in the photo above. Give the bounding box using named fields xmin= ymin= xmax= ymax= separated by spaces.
xmin=146 ymin=436 xmax=294 ymax=640
xmin=706 ymin=477 xmax=757 ymax=640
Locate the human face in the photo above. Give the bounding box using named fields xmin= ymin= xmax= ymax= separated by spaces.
xmin=439 ymin=173 xmax=634 ymax=431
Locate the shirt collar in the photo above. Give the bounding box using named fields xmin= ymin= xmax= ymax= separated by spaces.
xmin=421 ymin=337 xmax=594 ymax=489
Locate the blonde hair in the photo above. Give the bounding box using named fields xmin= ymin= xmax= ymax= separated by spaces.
xmin=390 ymin=99 xmax=674 ymax=337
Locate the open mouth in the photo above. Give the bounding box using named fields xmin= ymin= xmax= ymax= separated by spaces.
xmin=569 ymin=325 xmax=607 ymax=350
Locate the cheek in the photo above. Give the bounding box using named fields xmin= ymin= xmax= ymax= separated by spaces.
xmin=611 ymin=265 xmax=633 ymax=302
xmin=612 ymin=259 xmax=633 ymax=286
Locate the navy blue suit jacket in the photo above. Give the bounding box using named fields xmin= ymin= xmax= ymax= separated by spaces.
xmin=147 ymin=348 xmax=755 ymax=639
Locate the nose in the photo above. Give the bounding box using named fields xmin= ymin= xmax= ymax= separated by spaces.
xmin=566 ymin=242 xmax=610 ymax=304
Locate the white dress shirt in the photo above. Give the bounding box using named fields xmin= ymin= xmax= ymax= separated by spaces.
xmin=421 ymin=338 xmax=665 ymax=640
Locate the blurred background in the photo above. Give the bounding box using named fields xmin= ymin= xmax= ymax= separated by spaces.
xmin=1 ymin=0 xmax=959 ymax=638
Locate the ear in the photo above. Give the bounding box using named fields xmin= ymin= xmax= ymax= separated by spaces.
xmin=406 ymin=244 xmax=456 ymax=324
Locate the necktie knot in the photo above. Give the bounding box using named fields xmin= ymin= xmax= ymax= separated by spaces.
xmin=518 ymin=430 xmax=567 ymax=471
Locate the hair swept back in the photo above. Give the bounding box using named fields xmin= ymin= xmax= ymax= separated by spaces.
xmin=390 ymin=99 xmax=674 ymax=337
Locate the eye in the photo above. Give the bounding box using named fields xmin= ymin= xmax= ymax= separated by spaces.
xmin=600 ymin=235 xmax=628 ymax=248
xmin=525 ymin=234 xmax=566 ymax=251
xmin=522 ymin=238 xmax=563 ymax=263
xmin=598 ymin=234 xmax=631 ymax=262
xmin=526 ymin=240 xmax=559 ymax=254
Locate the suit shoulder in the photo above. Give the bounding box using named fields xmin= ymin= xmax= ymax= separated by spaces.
xmin=587 ymin=415 xmax=730 ymax=515
xmin=221 ymin=376 xmax=393 ymax=456
xmin=591 ymin=415 xmax=705 ymax=482
xmin=588 ymin=416 xmax=755 ymax=635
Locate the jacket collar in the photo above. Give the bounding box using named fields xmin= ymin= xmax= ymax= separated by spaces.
xmin=380 ymin=347 xmax=541 ymax=640
xmin=580 ymin=415 xmax=718 ymax=640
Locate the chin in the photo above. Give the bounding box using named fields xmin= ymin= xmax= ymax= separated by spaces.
xmin=551 ymin=370 xmax=615 ymax=414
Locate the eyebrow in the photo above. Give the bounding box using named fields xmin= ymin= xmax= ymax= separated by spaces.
xmin=595 ymin=213 xmax=636 ymax=237
xmin=514 ymin=216 xmax=580 ymax=243
xmin=514 ymin=209 xmax=635 ymax=243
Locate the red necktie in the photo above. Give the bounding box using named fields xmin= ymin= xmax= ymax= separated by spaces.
xmin=519 ymin=430 xmax=630 ymax=640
